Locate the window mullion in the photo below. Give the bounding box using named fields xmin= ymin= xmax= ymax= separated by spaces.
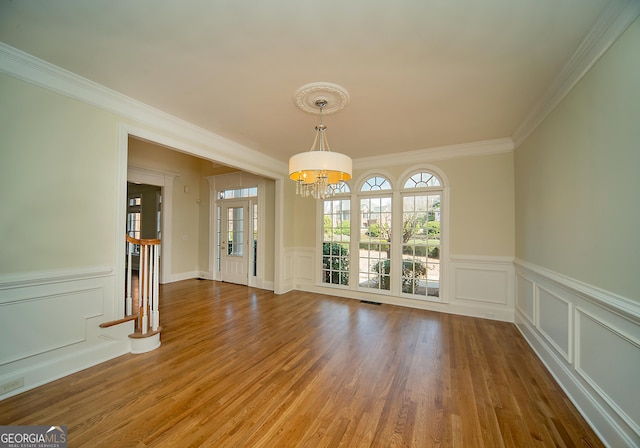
xmin=349 ymin=192 xmax=358 ymax=291
xmin=391 ymin=190 xmax=403 ymax=296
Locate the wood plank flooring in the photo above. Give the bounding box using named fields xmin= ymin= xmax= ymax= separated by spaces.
xmin=0 ymin=279 xmax=604 ymax=447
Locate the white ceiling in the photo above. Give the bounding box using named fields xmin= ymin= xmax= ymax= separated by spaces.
xmin=0 ymin=0 xmax=622 ymax=162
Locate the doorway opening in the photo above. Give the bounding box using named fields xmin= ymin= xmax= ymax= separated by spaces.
xmin=125 ymin=182 xmax=161 ymax=308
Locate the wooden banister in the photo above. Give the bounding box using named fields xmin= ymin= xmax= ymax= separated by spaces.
xmin=126 ymin=235 xmax=161 ymax=246
xmin=125 ymin=234 xmax=161 ymax=337
xmin=99 ymin=314 xmax=138 ymax=328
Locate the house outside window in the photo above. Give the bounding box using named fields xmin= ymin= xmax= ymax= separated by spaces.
xmin=401 ymin=172 xmax=442 ymax=298
xmin=358 ymin=176 xmax=393 ymax=291
xmin=322 ymin=182 xmax=351 ymax=286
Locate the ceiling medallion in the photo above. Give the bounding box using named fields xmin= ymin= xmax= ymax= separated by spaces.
xmin=294 ymin=82 xmax=350 ymax=115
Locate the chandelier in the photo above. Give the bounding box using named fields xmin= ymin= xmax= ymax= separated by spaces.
xmin=288 ymin=83 xmax=352 ymax=199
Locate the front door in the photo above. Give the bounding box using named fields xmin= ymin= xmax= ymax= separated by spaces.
xmin=220 ymin=200 xmax=249 ymax=285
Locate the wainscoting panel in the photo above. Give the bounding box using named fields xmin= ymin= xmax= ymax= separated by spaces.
xmin=449 ymin=256 xmax=514 ymax=319
xmin=0 ymin=268 xmax=131 ymax=399
xmin=281 ymin=248 xmax=296 ymax=293
xmin=294 ymin=248 xmax=315 ymax=285
xmin=0 ymin=287 xmax=103 ymax=366
xmin=454 ymin=267 xmax=509 ymax=304
xmin=537 ymin=286 xmax=572 ymax=362
xmin=515 ymin=259 xmax=640 ymax=448
xmin=516 ymin=273 xmax=535 ymax=324
xmin=296 ymin=252 xmax=314 ymax=283
xmin=575 ymin=307 xmax=640 ymax=437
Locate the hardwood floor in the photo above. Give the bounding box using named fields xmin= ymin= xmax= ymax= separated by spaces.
xmin=0 ymin=279 xmax=603 ymax=447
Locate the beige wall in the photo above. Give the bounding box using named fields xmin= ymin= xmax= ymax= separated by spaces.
xmin=263 ymin=179 xmax=276 ymax=282
xmin=421 ymin=153 xmax=514 ymax=256
xmin=0 ymin=71 xmax=274 ymax=282
xmin=283 ymin=180 xmax=300 ymax=248
xmin=515 ymin=18 xmax=640 ymax=301
xmin=128 ymin=139 xmax=208 ymax=276
xmin=0 ymin=73 xmax=119 ymax=274
xmin=198 ymin=172 xmax=211 ymax=273
xmin=290 ymin=183 xmax=318 ymax=248
xmin=291 ymin=151 xmax=516 ymax=258
xmin=128 ymin=140 xmax=277 ymax=282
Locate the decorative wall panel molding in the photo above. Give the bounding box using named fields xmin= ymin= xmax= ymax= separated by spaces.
xmin=575 ymin=307 xmax=640 ymax=438
xmin=516 ymin=273 xmax=535 ymax=324
xmin=515 ymin=259 xmax=640 ymax=448
xmin=281 ymin=248 xmax=296 ymax=293
xmin=294 ymin=248 xmax=315 ymax=284
xmin=536 ymin=285 xmax=572 ymax=362
xmin=0 ymin=288 xmax=103 ymax=365
xmin=449 ymin=256 xmax=515 ymax=318
xmin=0 ymin=268 xmax=130 ymax=400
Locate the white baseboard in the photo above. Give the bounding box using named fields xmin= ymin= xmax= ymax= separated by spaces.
xmin=296 ymin=282 xmax=514 ymax=321
xmin=515 ymin=259 xmax=640 ymax=448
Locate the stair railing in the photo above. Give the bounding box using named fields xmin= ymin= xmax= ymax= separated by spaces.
xmin=126 ymin=235 xmax=161 ymax=334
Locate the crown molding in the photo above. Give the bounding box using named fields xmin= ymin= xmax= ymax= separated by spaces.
xmin=354 ymin=138 xmax=514 ymax=171
xmin=0 ymin=43 xmax=287 ymax=179
xmin=512 ymin=0 xmax=640 ymax=148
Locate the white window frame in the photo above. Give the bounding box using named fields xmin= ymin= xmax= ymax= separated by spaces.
xmin=400 ymin=171 xmax=444 ymax=302
xmin=357 ymin=174 xmax=394 ymax=295
xmin=320 ymin=183 xmax=352 ymax=288
xmin=316 ymin=166 xmax=449 ymax=302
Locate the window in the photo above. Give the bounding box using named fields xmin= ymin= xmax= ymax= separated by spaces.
xmin=319 ymin=170 xmax=445 ymax=301
xmin=361 ymin=176 xmax=391 ymax=192
xmin=226 ymin=207 xmax=244 ymax=256
xmin=252 ymin=203 xmax=258 ymax=277
xmin=219 ymin=187 xmax=258 ymax=199
xmin=322 ymin=183 xmax=350 ymax=286
xmin=216 ymin=205 xmax=221 ymax=272
xmin=359 ymin=177 xmax=392 ymax=291
xmin=402 ymin=172 xmax=441 ymax=298
xmin=127 ymin=194 xmax=142 ymax=254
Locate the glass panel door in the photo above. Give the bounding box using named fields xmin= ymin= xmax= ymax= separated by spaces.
xmin=220 ymin=200 xmax=249 ymax=285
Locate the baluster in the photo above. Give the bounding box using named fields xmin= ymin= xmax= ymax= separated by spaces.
xmin=141 ymin=243 xmax=148 ymax=334
xmin=148 ymin=244 xmax=154 ymax=331
xmin=125 ymin=235 xmax=161 ymax=337
xmin=126 ymin=241 xmax=133 ymax=316
xmin=151 ymin=244 xmax=160 ymax=331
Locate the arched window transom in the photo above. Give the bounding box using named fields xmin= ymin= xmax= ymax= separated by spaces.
xmin=361 ymin=176 xmax=391 ymax=192
xmin=404 ymin=172 xmax=441 ymax=189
